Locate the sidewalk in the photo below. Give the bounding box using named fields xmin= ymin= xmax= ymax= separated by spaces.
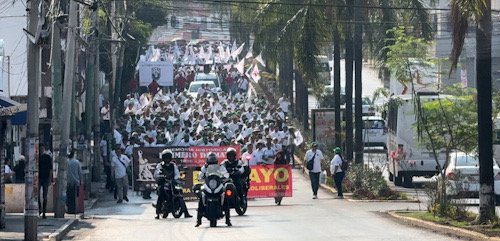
xmin=0 ymin=213 xmax=77 ymax=241
xmin=0 ymin=182 xmax=101 ymax=241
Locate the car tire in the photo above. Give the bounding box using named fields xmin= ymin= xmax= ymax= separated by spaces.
xmin=394 ymin=172 xmax=402 ymax=186
xmin=402 ymin=173 xmax=413 ymax=188
xmin=389 ymin=172 xmax=394 ymax=182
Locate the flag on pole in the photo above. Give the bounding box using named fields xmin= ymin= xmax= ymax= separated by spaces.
xmin=245 ymin=64 xmax=253 ymax=80
xmin=232 ymin=40 xmax=238 ymax=53
xmin=245 ymin=44 xmax=253 ymax=59
xmin=255 ymin=52 xmax=266 ymax=67
xmin=231 ymin=43 xmax=246 ymax=59
xmin=236 ymin=58 xmax=245 ymax=75
xmin=251 ymin=64 xmax=261 ymax=83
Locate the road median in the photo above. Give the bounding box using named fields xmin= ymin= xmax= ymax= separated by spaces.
xmin=387 ymin=211 xmax=500 ymax=241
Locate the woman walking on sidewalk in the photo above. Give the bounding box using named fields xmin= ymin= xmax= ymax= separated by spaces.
xmin=330 ymin=147 xmax=345 ymax=199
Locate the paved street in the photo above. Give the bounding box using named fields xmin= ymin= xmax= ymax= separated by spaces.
xmin=62 ymin=169 xmax=459 ymax=241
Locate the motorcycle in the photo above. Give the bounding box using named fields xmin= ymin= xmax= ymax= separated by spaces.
xmin=193 ymin=172 xmax=232 ymax=227
xmin=226 ymin=165 xmax=250 ymax=216
xmin=158 ymin=178 xmax=184 ymax=219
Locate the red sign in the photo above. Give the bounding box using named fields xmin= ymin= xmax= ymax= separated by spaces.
xmin=174 ymin=146 xmax=241 ymax=167
xmin=248 ymin=165 xmax=293 ymax=198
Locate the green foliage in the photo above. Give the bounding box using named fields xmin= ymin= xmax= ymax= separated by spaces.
xmin=344 ymin=163 xmax=401 ymax=200
xmin=130 ymin=0 xmax=169 ymax=28
xmin=385 ymin=26 xmax=434 ymax=85
xmin=423 ymin=178 xmax=471 ymax=220
xmin=414 ymin=92 xmax=477 ymax=154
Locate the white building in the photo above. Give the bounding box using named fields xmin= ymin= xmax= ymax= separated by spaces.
xmin=433 ymin=0 xmax=500 ymax=90
xmin=0 ymin=0 xmax=27 ymax=97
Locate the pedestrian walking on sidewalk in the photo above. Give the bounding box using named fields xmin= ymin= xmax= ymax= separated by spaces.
xmin=39 ymin=144 xmax=53 ymax=218
xmin=67 ymin=150 xmax=82 ymax=214
xmin=304 ymin=142 xmax=324 ymax=199
xmin=330 ymin=147 xmax=345 ymax=199
xmin=112 ymin=146 xmax=131 ymax=203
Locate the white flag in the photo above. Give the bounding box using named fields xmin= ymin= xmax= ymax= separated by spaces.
xmin=255 ymin=52 xmax=266 ymax=67
xmin=245 ymin=44 xmax=253 ymax=59
xmin=251 ymin=64 xmax=261 ymax=83
xmin=236 ymin=59 xmax=245 ymax=75
xmin=231 ymin=40 xmax=238 ymax=53
xmin=231 ymin=43 xmax=246 ymax=59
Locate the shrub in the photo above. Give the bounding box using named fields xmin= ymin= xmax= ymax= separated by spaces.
xmin=343 ymin=163 xmax=400 ymax=199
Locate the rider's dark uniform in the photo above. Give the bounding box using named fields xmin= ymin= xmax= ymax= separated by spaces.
xmin=154 ymin=149 xmax=192 ymax=219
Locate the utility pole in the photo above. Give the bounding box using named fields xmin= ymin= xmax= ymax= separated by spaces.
xmin=51 ymin=0 xmax=63 ymax=217
xmin=6 ymin=56 xmax=10 ymax=97
xmin=25 ymin=0 xmax=42 ymax=239
xmin=92 ymin=2 xmax=102 ymax=182
xmin=353 ymin=0 xmax=364 ymax=164
xmin=55 ymin=0 xmax=77 ymax=218
xmin=109 ymin=0 xmax=118 ymax=132
xmin=84 ymin=5 xmax=98 ymax=193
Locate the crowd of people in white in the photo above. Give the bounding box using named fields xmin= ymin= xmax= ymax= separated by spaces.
xmin=100 ymin=74 xmax=302 ymax=168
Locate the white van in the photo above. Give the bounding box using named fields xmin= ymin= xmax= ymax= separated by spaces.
xmin=387 ymin=94 xmax=448 ymax=187
xmin=362 ymin=116 xmax=387 ymax=149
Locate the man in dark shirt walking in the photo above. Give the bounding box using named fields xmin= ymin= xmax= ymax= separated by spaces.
xmin=38 ymin=144 xmax=53 ymax=218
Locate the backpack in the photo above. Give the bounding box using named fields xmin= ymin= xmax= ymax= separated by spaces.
xmin=340 ymin=155 xmax=349 ymax=172
xmin=306 ymin=153 xmax=316 ymax=171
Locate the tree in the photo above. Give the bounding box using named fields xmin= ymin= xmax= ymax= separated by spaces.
xmin=414 ymin=89 xmax=478 ymax=216
xmin=450 ymin=0 xmax=494 ymax=224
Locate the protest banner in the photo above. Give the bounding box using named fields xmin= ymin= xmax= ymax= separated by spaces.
xmin=247 ymin=165 xmax=293 ymax=198
xmin=138 ymin=60 xmax=174 ymax=87
xmin=132 ymin=146 xmax=240 ymax=201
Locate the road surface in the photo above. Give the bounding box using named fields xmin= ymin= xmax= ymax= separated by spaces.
xmin=62 ymin=169 xmax=460 ymax=241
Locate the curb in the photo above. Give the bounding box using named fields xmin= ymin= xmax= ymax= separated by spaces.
xmin=47 ymin=218 xmax=78 ymax=241
xmin=387 ymin=211 xmax=500 ymax=241
xmin=295 ymin=156 xmax=419 ymax=203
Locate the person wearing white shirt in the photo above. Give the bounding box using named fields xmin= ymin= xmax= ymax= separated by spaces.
xmin=278 ymin=95 xmax=290 ymax=117
xmin=252 ymin=142 xmax=265 ymax=165
xmin=260 ymin=142 xmax=276 ymax=165
xmin=111 ymin=147 xmax=131 ymax=203
xmin=330 ymin=147 xmax=345 ymax=199
xmin=304 ymin=142 xmax=324 ymax=199
xmin=241 ymin=143 xmax=256 ymax=166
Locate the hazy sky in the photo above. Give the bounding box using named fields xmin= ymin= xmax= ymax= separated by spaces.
xmin=0 ymin=0 xmax=28 ymax=97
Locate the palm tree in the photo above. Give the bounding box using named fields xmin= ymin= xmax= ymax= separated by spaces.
xmin=450 ymin=0 xmax=494 ymax=224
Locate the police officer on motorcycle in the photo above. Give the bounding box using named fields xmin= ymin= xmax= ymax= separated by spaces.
xmin=220 ymin=148 xmax=247 ymax=201
xmin=195 ymin=152 xmax=232 ymax=227
xmin=154 ymin=149 xmax=192 ymax=219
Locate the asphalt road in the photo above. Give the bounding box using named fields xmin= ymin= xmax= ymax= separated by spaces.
xmin=62 ymin=169 xmax=460 ymax=241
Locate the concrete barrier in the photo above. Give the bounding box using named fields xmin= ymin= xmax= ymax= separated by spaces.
xmin=5 ymin=183 xmax=54 ymax=213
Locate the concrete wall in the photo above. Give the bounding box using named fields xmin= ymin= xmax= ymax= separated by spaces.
xmin=5 ymin=184 xmax=54 ymax=213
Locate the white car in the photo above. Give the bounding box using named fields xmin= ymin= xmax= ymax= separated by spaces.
xmin=445 ymin=152 xmax=500 ymax=201
xmin=194 ymin=72 xmax=222 ymax=88
xmin=362 ymin=116 xmax=387 ymax=149
xmin=187 ymin=81 xmax=217 ymax=98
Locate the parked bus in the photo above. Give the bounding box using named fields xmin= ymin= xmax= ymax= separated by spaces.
xmin=387 ymin=93 xmax=448 ymax=187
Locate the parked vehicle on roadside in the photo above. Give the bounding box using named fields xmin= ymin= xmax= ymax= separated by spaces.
xmin=387 ymin=93 xmax=448 ymax=187
xmin=445 ymin=151 xmax=500 ymax=203
xmin=362 ymin=116 xmax=387 ymax=150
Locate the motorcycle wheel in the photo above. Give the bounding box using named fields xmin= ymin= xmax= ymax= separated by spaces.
xmin=172 ymin=197 xmax=183 ymax=219
xmin=235 ymin=197 xmax=247 ymax=216
xmin=210 ymin=219 xmax=217 ymax=227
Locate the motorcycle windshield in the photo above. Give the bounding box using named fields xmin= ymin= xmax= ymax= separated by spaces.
xmin=206 ymin=165 xmax=225 ymax=177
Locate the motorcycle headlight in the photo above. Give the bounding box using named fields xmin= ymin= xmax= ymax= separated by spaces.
xmin=208 ymin=179 xmax=218 ymax=190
